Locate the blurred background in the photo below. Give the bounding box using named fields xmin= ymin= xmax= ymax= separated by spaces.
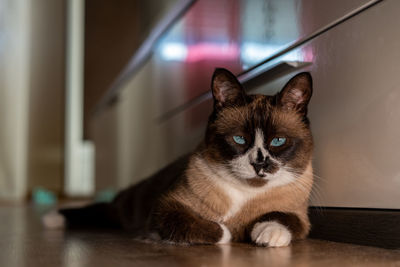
xmin=0 ymin=0 xmax=399 ymax=212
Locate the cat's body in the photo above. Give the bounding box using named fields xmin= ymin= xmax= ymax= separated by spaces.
xmin=44 ymin=69 xmax=314 ymax=247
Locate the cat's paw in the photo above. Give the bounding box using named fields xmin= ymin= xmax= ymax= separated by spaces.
xmin=217 ymin=223 xmax=232 ymax=244
xmin=251 ymin=221 xmax=291 ymax=247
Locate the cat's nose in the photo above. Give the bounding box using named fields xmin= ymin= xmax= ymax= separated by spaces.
xmin=251 ymin=161 xmax=269 ymax=177
xmin=251 ymin=162 xmax=264 ymax=173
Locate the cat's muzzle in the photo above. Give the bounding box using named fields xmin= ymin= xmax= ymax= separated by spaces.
xmin=251 ymin=162 xmax=268 ymax=177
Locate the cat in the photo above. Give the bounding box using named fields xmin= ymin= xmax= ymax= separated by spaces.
xmin=43 ymin=68 xmax=314 ymax=247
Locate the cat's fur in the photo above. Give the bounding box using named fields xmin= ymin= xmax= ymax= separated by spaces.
xmin=43 ymin=68 xmax=314 ymax=247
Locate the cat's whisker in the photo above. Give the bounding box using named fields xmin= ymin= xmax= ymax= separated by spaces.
xmin=283 ymin=167 xmax=326 ymax=212
xmin=310 ymin=172 xmax=328 ymax=201
xmin=307 ymin=183 xmax=326 ymax=211
xmin=293 ymin=182 xmax=308 ymax=197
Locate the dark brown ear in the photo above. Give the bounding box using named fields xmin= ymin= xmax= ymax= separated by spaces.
xmin=211 ymin=68 xmax=246 ymax=109
xmin=277 ymin=72 xmax=313 ymax=115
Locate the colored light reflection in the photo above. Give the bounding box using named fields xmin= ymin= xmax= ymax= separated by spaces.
xmin=159 ymin=42 xmax=187 ymax=61
xmin=241 ymin=43 xmax=285 ymax=66
xmin=159 ymin=42 xmax=239 ymax=62
xmin=159 ymin=41 xmax=305 ymax=66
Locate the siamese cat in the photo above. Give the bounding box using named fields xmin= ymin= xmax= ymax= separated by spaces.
xmin=44 ymin=68 xmax=314 ymax=247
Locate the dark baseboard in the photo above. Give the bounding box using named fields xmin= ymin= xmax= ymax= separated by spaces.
xmin=308 ymin=207 xmax=400 ymax=249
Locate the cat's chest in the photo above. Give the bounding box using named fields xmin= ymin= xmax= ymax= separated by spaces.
xmin=215 ymin=180 xmax=267 ymax=222
xmin=221 ymin=187 xmax=252 ymax=221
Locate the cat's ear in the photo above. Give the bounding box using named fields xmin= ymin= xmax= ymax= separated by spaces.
xmin=277 ymin=72 xmax=313 ymax=115
xmin=211 ymin=68 xmax=246 ymax=109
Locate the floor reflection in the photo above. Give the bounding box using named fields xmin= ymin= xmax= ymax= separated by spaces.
xmin=1 ymin=205 xmax=399 ymax=267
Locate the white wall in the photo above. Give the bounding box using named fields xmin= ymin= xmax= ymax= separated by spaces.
xmin=0 ymin=0 xmax=31 ymax=201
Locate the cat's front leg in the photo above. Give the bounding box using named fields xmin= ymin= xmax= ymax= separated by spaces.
xmin=247 ymin=212 xmax=308 ymax=247
xmin=150 ymin=201 xmax=231 ymax=245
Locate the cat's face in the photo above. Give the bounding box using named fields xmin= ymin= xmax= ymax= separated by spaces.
xmin=204 ymin=69 xmax=313 ymax=187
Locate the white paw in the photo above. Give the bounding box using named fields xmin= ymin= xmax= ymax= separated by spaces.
xmin=251 ymin=221 xmax=291 ymax=247
xmin=42 ymin=210 xmax=65 ymax=229
xmin=217 ymin=223 xmax=232 ymax=244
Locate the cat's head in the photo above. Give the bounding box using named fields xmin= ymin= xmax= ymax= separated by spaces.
xmin=204 ymin=68 xmax=313 ymax=187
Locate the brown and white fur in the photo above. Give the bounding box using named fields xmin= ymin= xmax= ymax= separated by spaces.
xmin=44 ymin=68 xmax=314 ymax=247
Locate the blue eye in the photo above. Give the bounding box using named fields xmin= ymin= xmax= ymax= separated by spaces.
xmin=270 ymin=137 xmax=286 ymax=147
xmin=233 ymin=135 xmax=246 ymax=145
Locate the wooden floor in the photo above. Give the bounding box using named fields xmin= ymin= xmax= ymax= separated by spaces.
xmin=1 ymin=204 xmax=400 ymax=267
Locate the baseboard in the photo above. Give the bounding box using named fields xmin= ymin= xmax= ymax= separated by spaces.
xmin=308 ymin=207 xmax=400 ymax=249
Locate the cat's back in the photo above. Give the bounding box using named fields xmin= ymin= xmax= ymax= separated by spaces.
xmin=111 ymin=154 xmax=191 ymax=230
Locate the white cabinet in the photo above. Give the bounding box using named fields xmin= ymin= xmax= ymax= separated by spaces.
xmin=253 ymin=0 xmax=400 ymax=208
xmin=93 ymin=0 xmax=400 ymax=210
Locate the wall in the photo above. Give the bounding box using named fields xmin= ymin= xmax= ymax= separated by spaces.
xmin=0 ymin=0 xmax=66 ymax=201
xmin=27 ymin=0 xmax=66 ymax=196
xmin=84 ymin=0 xmax=178 ymax=137
xmin=88 ymin=0 xmax=181 ymax=191
xmin=0 ymin=0 xmax=31 ymax=201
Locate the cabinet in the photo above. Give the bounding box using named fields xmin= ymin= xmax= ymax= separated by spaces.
xmin=252 ymin=0 xmax=400 ymax=208
xmin=93 ymin=0 xmax=399 ymax=211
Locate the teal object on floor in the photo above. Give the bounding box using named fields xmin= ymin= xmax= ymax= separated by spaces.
xmin=32 ymin=187 xmax=57 ymax=205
